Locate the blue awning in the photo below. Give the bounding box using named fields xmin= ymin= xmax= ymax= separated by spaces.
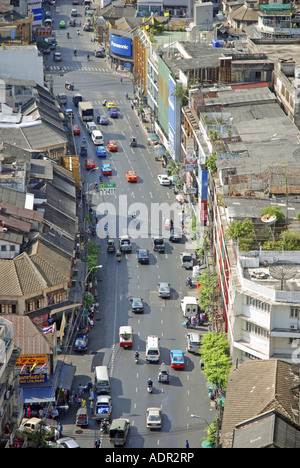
xmin=22 ymin=387 xmax=56 ymax=404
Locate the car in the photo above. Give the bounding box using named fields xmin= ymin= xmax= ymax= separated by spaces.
xmin=97 ymin=115 xmax=108 ymax=125
xmin=83 ymin=23 xmax=93 ymax=31
xmin=72 ymin=0 xmax=79 ymax=4
xmin=169 ymin=228 xmax=181 ymax=243
xmin=56 ymin=437 xmax=80 ymax=448
xmin=96 ymin=146 xmax=107 ymax=157
xmin=101 ymin=164 xmax=112 ymax=175
xmin=158 ymin=174 xmax=171 ymax=186
xmin=170 ymin=349 xmax=185 ymax=369
xmin=106 ymin=101 xmax=116 ymax=109
xmin=86 ymin=121 xmax=97 ymax=134
xmin=40 ymin=47 xmax=50 ymax=55
xmin=107 ymin=141 xmax=118 ymax=152
xmin=187 ymin=332 xmax=202 ymax=353
xmin=65 ymin=108 xmax=74 ymax=118
xmin=53 ymin=52 xmax=62 ymax=61
xmin=146 ymin=407 xmax=162 ymax=430
xmin=73 ymin=333 xmax=88 ymax=352
xmin=72 ymin=124 xmax=80 ymax=135
xmin=94 ymin=395 xmax=112 ymax=421
xmin=109 ymin=109 xmax=118 ymax=118
xmin=180 ymin=252 xmax=193 ymax=269
xmin=152 ymin=237 xmax=165 ymax=253
xmin=71 ymin=8 xmax=77 ymax=16
xmin=85 ymin=158 xmax=96 ymax=170
xmin=157 ymin=282 xmax=171 ymax=298
xmin=94 ymin=50 xmax=104 ymax=58
xmin=137 ymin=249 xmax=149 ymax=265
xmin=126 ymin=171 xmax=137 ymax=182
xmin=130 ymin=297 xmax=144 ymax=314
xmin=59 ymin=20 xmax=66 ymax=28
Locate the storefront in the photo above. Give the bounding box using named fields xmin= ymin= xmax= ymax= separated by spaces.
xmin=109 ymin=33 xmax=134 ymax=72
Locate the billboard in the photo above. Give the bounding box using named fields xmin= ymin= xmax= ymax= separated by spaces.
xmin=110 ymin=34 xmax=132 ymax=57
xmin=168 ymin=76 xmax=181 ymax=161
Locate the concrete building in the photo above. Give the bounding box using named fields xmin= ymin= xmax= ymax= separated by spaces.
xmin=0 ymin=46 xmax=43 ymax=86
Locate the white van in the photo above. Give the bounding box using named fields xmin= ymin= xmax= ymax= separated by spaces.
xmin=91 ymin=129 xmax=104 ymax=145
xmin=145 ymin=335 xmax=160 ymax=362
xmin=180 ymin=296 xmax=199 ymax=318
xmin=94 ymin=366 xmax=110 ymax=393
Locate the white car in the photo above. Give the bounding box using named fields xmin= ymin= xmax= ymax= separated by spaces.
xmin=158 ymin=174 xmax=171 ymax=186
xmin=146 ymin=407 xmax=162 ymax=430
xmin=56 ymin=437 xmax=80 ymax=448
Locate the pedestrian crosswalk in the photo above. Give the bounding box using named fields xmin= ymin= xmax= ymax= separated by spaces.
xmin=46 ymin=65 xmax=109 ymax=73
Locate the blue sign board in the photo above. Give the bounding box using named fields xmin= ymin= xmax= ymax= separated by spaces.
xmin=110 ymin=34 xmax=132 ymax=57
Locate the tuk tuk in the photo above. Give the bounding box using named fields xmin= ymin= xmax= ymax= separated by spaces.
xmin=72 ymin=93 xmax=82 ymax=107
xmin=76 ymin=407 xmax=88 ymax=426
xmin=158 ymin=363 xmax=170 ymax=384
xmin=130 ymin=137 xmax=137 ymax=147
xmin=119 ymin=326 xmax=133 ymax=348
xmin=107 ymin=238 xmax=116 ymax=253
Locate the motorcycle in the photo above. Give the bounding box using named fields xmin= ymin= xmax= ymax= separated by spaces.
xmin=135 ymin=355 xmax=139 ymax=364
xmin=182 ymin=319 xmax=195 ymax=329
xmin=100 ymin=418 xmax=109 ymax=433
xmin=91 ymin=226 xmax=96 ymax=236
xmin=65 ymin=82 xmax=74 ymax=91
xmin=147 ymin=381 xmax=153 ymax=393
xmin=116 ymin=250 xmax=121 ymax=262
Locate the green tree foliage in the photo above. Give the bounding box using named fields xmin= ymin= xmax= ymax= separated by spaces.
xmin=197 ymin=271 xmax=217 ymax=312
xmin=200 ymin=332 xmax=231 ymax=390
xmin=86 ymin=241 xmax=99 ymax=272
xmin=226 ymin=218 xmax=255 ymax=240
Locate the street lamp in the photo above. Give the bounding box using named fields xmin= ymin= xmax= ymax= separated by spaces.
xmin=190 ymin=414 xmax=209 ymax=426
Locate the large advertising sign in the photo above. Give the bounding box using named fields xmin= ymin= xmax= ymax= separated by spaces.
xmin=110 ymin=34 xmax=132 ymax=57
xmin=168 ymin=76 xmax=181 ymax=161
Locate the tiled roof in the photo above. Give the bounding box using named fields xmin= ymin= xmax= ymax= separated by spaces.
xmin=3 ymin=314 xmax=52 ymax=355
xmin=14 ymin=252 xmax=47 ymax=294
xmin=221 ymin=359 xmax=300 ymax=448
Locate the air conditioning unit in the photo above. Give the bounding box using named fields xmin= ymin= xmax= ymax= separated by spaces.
xmin=290 ymin=324 xmax=295 ymax=329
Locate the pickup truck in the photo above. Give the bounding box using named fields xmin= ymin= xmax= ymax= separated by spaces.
xmin=94 ymin=395 xmax=112 ymax=421
xmin=152 ymin=237 xmax=165 ymax=253
xmin=119 ymin=235 xmax=132 ymax=252
xmin=180 ymin=252 xmax=193 ymax=269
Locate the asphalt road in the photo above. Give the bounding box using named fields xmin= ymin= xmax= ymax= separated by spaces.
xmin=48 ymin=0 xmax=215 ymax=449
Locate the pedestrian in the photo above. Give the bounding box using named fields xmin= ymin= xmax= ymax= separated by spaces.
xmin=78 ymin=383 xmax=83 ymax=396
xmin=81 ymin=397 xmax=86 ymax=407
xmin=74 ymin=394 xmax=79 ymax=407
xmin=95 ymin=438 xmax=100 ymax=448
xmin=57 ymin=421 xmax=63 ymax=438
xmin=120 ymin=77 xmax=123 ymax=84
xmin=185 ymin=440 xmax=189 ymax=448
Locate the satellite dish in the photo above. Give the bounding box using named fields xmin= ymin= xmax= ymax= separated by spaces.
xmin=261 ymin=214 xmax=277 ymax=225
xmin=269 ymin=262 xmax=298 ymax=290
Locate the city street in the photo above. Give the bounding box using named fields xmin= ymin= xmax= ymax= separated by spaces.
xmin=49 ymin=0 xmax=215 ymax=449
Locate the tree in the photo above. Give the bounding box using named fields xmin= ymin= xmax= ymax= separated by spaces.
xmin=170 ymin=85 xmax=188 ymax=106
xmin=200 ymin=332 xmax=231 ymax=390
xmin=226 ymin=218 xmax=255 ymax=241
xmin=197 ymin=270 xmax=217 ymax=312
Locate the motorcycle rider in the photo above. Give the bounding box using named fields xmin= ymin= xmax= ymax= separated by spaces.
xmin=94 ymin=182 xmax=98 ymax=191
xmin=186 ymin=276 xmax=192 ymax=287
xmin=147 ymin=378 xmax=153 ymax=388
xmin=135 ymin=350 xmax=139 ymax=359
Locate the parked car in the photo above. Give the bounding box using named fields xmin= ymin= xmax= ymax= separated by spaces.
xmin=72 ymin=124 xmax=80 ymax=135
xmin=130 ymin=297 xmax=144 ymax=313
xmin=158 ymin=174 xmax=171 ymax=186
xmin=73 ymin=333 xmax=88 ymax=352
xmin=56 ymin=437 xmax=80 ymax=448
xmin=187 ymin=332 xmax=202 ymax=353
xmin=157 ymin=282 xmax=171 ymax=298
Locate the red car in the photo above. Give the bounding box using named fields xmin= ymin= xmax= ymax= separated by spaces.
xmin=72 ymin=124 xmax=80 ymax=135
xmin=107 ymin=141 xmax=118 ymax=152
xmin=126 ymin=171 xmax=137 ymax=182
xmin=85 ymin=158 xmax=96 ymax=170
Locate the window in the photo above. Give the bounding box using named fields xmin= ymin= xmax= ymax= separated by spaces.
xmin=291 ymin=308 xmax=299 ymax=318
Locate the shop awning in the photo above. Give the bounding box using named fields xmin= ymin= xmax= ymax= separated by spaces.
xmin=22 ymin=386 xmax=56 ymax=404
